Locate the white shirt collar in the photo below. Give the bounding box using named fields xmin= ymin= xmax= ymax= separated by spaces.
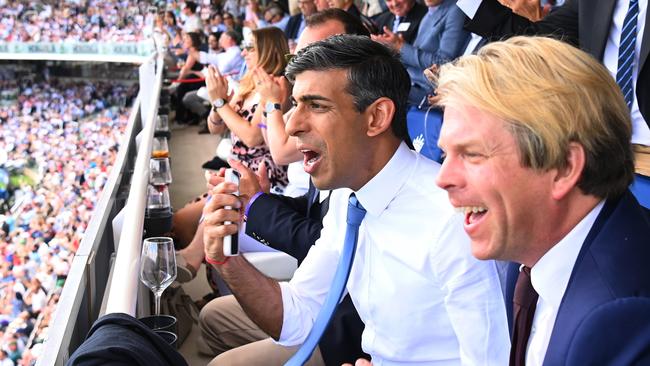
xmin=530 ymin=200 xmax=605 ymax=309
xmin=355 ymin=142 xmax=414 ymax=217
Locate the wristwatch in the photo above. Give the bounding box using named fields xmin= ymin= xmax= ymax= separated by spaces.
xmin=263 ymin=101 xmax=282 ymax=117
xmin=211 ymin=98 xmax=226 ymax=112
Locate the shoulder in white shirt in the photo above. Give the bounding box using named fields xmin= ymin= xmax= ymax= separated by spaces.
xmin=278 ymin=143 xmax=510 ymax=365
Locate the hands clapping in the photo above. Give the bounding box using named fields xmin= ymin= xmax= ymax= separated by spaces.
xmin=205 ymin=65 xmax=232 ymax=102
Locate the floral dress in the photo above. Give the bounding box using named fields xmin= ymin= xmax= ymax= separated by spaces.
xmin=230 ymin=100 xmax=288 ymax=193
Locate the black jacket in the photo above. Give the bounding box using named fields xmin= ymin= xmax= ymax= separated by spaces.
xmin=373 ymin=2 xmax=429 ymax=44
xmin=465 ymin=0 xmax=649 ymax=127
xmin=67 ymin=313 xmax=188 ymax=366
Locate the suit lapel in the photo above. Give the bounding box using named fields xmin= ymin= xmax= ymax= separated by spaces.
xmin=584 ymin=0 xmax=617 ymax=59
xmin=542 ymin=196 xmax=620 ymax=365
xmin=641 ymin=7 xmax=649 ymax=71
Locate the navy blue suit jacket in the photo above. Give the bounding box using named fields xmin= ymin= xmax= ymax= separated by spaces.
xmin=504 ymin=191 xmax=650 ymax=364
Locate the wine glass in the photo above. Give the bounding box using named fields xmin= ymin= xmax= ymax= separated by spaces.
xmin=150 ymin=157 xmax=172 ymax=185
xmin=140 ymin=237 xmax=177 ymax=315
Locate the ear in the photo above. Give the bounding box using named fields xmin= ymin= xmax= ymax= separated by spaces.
xmin=365 ymin=97 xmax=395 ymax=138
xmin=550 ymin=142 xmax=585 ymax=200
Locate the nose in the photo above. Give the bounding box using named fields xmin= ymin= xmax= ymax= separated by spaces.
xmin=435 ymin=153 xmax=463 ymax=192
xmin=285 ymin=105 xmax=306 ymax=137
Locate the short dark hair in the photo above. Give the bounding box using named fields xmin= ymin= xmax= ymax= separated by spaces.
xmin=185 ymin=1 xmax=197 ymax=13
xmin=306 ymin=9 xmax=370 ymax=37
xmin=224 ymin=30 xmax=240 ymax=43
xmin=286 ymin=35 xmax=410 ymax=143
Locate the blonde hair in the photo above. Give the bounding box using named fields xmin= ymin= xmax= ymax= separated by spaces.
xmin=239 ymin=27 xmax=289 ymax=99
xmin=436 ymin=36 xmax=634 ymax=199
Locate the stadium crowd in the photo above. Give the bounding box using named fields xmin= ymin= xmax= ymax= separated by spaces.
xmin=0 ymin=71 xmax=137 ymax=365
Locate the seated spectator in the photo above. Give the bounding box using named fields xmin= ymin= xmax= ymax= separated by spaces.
xmin=372 ymin=0 xmax=468 ymax=106
xmin=285 ymin=0 xmax=318 ymax=44
xmin=372 ymin=0 xmax=427 ymax=44
xmin=205 ymin=27 xmax=290 ymax=193
xmin=173 ymin=31 xmax=206 ymax=125
xmin=250 ymin=4 xmax=291 ymax=31
xmin=182 ymin=1 xmax=204 ymax=33
xmin=182 ymin=30 xmax=245 ymax=131
xmin=435 ymin=36 xmax=650 ymax=365
xmin=183 ymin=13 xmax=372 ymax=364
xmin=200 ymin=35 xmax=509 ymax=365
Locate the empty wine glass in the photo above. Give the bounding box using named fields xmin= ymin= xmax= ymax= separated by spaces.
xmin=150 ymin=157 xmax=172 ymax=185
xmin=140 ymin=237 xmax=177 ymax=315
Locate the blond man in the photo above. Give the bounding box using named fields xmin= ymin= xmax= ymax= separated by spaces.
xmin=435 ymin=36 xmax=650 ymax=366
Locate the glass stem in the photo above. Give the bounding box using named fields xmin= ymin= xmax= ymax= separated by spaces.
xmin=154 ymin=291 xmax=162 ymax=315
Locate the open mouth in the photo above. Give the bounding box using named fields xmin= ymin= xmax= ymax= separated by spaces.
xmin=300 ymin=149 xmax=322 ymax=174
xmin=458 ymin=206 xmax=488 ymax=227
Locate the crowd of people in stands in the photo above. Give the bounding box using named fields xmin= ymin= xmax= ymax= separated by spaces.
xmin=0 ymin=0 xmax=152 ymax=42
xmin=0 ymin=70 xmax=137 ymax=365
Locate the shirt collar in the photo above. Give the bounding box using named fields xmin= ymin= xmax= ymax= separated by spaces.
xmin=530 ymin=200 xmax=605 ymax=309
xmin=427 ymin=3 xmax=441 ymax=14
xmin=354 ymin=142 xmax=415 ymax=217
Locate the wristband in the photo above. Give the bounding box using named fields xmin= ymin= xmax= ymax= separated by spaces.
xmin=257 ymin=123 xmax=267 ymax=129
xmin=205 ymin=254 xmax=230 ymax=265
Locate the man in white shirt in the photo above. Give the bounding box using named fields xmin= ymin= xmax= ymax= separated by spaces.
xmin=454 ymin=0 xmax=650 ymax=208
xmin=435 ymin=36 xmax=650 ymax=366
xmin=201 ymin=35 xmax=509 ymax=365
xmin=183 ymin=31 xmax=244 ymax=126
xmin=182 ymin=1 xmax=203 ymax=33
xmin=195 ymin=31 xmax=244 ymax=75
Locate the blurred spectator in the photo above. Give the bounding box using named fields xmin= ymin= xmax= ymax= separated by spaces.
xmin=182 ymin=1 xmax=204 ymax=33
xmin=0 ymin=350 xmax=13 ymax=366
xmin=285 ymin=0 xmax=317 ymax=42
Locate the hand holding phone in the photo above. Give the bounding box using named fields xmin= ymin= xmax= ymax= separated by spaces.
xmin=223 ymin=168 xmax=241 ymax=256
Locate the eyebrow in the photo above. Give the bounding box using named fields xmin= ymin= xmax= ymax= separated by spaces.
xmin=292 ymin=94 xmax=332 ymax=104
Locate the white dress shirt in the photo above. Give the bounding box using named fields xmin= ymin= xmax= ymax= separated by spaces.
xmin=602 ymin=0 xmax=649 ymax=145
xmin=278 ymin=143 xmax=510 ymax=365
xmin=199 ymin=46 xmax=244 ymax=76
xmin=526 ymin=201 xmax=605 ymax=365
xmin=183 ymin=14 xmax=203 ymax=33
xmin=456 ymin=0 xmax=649 ymax=145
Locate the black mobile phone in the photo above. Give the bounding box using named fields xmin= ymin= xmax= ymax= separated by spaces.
xmin=223 ymin=168 xmax=240 ymax=256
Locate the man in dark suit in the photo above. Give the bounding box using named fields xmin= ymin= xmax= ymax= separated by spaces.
xmin=372 ymin=0 xmax=428 ymax=44
xmin=435 ymin=36 xmax=650 ymax=366
xmin=285 ymin=0 xmax=318 ymax=42
xmin=455 ymin=0 xmax=650 ymax=208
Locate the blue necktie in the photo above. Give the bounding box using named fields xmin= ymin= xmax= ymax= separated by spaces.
xmin=285 ymin=193 xmax=366 ymax=366
xmin=616 ymin=0 xmax=639 ymax=109
xmin=392 ymin=16 xmax=402 ymax=32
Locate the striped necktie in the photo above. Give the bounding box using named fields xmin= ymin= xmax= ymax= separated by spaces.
xmin=616 ymin=0 xmax=639 ymax=109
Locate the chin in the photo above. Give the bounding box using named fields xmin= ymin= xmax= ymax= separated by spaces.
xmin=470 ymin=243 xmax=495 ymax=261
